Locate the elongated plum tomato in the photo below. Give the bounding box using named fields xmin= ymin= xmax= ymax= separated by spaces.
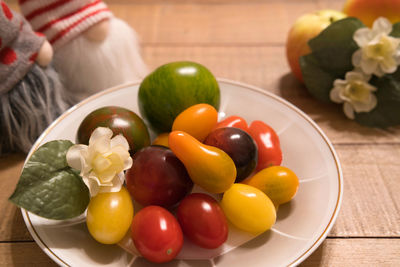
xmin=221 ymin=183 xmax=276 ymax=234
xmin=204 ymin=127 xmax=257 ymax=182
xmin=177 ymin=193 xmax=228 ymax=249
xmin=126 ymin=145 xmax=193 ymax=208
xmin=172 ymin=103 xmax=218 ymax=142
xmin=244 ymin=166 xmax=299 ymax=205
xmin=86 ymin=187 xmax=133 ymax=244
xmin=169 ymin=131 xmax=236 ymax=194
xmin=248 ymin=120 xmax=282 ymax=171
xmin=214 ymin=115 xmax=248 ymax=132
xmin=131 ymin=206 xmax=183 ymax=263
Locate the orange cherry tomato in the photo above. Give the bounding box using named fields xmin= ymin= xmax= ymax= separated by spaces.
xmin=172 ymin=103 xmax=218 ymax=142
xmin=244 ymin=166 xmax=299 ymax=205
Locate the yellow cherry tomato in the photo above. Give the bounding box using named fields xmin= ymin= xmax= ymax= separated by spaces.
xmin=244 ymin=166 xmax=299 ymax=205
xmin=152 ymin=133 xmax=169 ymax=147
xmin=221 ymin=183 xmax=276 ymax=234
xmin=172 ymin=103 xmax=218 ymax=142
xmin=86 ymin=187 xmax=134 ymax=244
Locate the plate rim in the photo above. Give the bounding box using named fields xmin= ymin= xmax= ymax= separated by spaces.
xmin=21 ymin=78 xmax=343 ymax=267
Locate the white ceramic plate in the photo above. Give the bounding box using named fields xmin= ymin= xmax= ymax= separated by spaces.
xmin=22 ymin=79 xmax=343 ymax=267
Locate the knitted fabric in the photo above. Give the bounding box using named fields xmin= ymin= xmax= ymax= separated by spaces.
xmin=19 ymin=0 xmax=113 ymax=50
xmin=0 ymin=1 xmax=45 ymax=95
xmin=0 ymin=64 xmax=70 ymax=154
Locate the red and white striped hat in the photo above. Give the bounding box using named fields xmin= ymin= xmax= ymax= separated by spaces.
xmin=18 ymin=0 xmax=112 ymax=50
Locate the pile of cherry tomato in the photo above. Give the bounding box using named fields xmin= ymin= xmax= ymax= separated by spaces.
xmin=82 ymin=103 xmax=300 ymax=263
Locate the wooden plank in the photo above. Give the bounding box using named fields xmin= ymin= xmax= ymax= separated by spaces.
xmin=0 ymin=154 xmax=32 ymax=242
xmin=141 ymin=46 xmax=400 ymax=144
xmin=330 ymin=144 xmax=400 ymax=237
xmin=108 ymin=2 xmax=320 ymax=45
xmin=0 ymin=239 xmax=399 ymax=266
xmin=0 ymin=242 xmax=57 ymax=267
xmin=301 ymin=238 xmax=400 ymax=266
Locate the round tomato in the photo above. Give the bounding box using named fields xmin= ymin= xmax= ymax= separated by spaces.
xmin=177 ymin=193 xmax=228 ymax=249
xmin=131 ymin=206 xmax=183 ymax=263
xmin=86 ymin=187 xmax=134 ymax=244
xmin=77 ymin=106 xmax=150 ymax=154
xmin=221 ymin=183 xmax=276 ymax=234
xmin=126 ymin=146 xmax=193 ymax=208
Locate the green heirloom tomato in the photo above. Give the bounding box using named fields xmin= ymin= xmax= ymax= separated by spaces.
xmin=138 ymin=61 xmax=220 ymax=133
xmin=77 ymin=106 xmax=150 ymax=154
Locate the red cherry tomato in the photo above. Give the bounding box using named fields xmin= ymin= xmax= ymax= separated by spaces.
xmin=131 ymin=206 xmax=183 ymax=263
xmin=177 ymin=193 xmax=228 ymax=249
xmin=248 ymin=120 xmax=282 ymax=171
xmin=214 ymin=115 xmax=248 ymax=131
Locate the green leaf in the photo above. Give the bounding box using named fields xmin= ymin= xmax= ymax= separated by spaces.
xmin=9 ymin=140 xmax=90 ymax=220
xmin=308 ymin=17 xmax=364 ymax=76
xmin=300 ymin=54 xmax=337 ymax=102
xmin=300 ymin=18 xmax=365 ymax=102
xmin=390 ymin=22 xmax=400 ymax=38
xmin=355 ymin=69 xmax=400 ymax=127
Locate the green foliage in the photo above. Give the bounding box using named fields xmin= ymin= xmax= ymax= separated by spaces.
xmin=9 ymin=140 xmax=90 ymax=220
xmin=300 ymin=17 xmax=400 ymax=128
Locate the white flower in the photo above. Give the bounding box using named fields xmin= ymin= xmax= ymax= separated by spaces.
xmin=330 ymin=70 xmax=377 ymax=119
xmin=352 ymin=17 xmax=400 ymax=77
xmin=66 ymin=127 xmax=132 ymax=197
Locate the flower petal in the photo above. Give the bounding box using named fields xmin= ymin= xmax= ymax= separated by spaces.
xmin=89 ymin=135 xmax=111 ymax=155
xmin=352 ymin=49 xmax=363 ymax=67
xmin=345 ymin=71 xmax=366 ymax=82
xmin=352 ymin=95 xmax=377 ymax=113
xmin=360 ymin=56 xmax=378 ymax=75
xmin=380 ymin=56 xmax=398 ymax=74
xmin=110 ymin=134 xmax=130 ymax=151
xmin=98 ymin=173 xmax=125 ymax=194
xmin=89 ymin=127 xmax=113 ymax=145
xmin=372 ymin=17 xmax=392 ymax=36
xmin=83 ymin=177 xmax=100 ymax=197
xmin=343 ymin=102 xmax=355 ymax=119
xmin=66 ymin=144 xmax=87 ymax=170
xmin=330 ymin=86 xmax=344 ymax=103
xmin=353 ymin=28 xmax=372 ymax=47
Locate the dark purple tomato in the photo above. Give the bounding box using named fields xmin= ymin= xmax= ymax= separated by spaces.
xmin=204 ymin=127 xmax=257 ymax=182
xmin=177 ymin=193 xmax=228 ymax=249
xmin=77 ymin=106 xmax=150 ymax=154
xmin=126 ymin=145 xmax=193 ymax=208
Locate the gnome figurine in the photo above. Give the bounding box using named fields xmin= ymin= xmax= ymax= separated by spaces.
xmin=19 ymin=0 xmax=148 ymax=103
xmin=0 ymin=1 xmax=69 ymax=155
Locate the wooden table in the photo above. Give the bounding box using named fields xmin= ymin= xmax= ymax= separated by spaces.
xmin=1 ymin=0 xmax=400 ymax=266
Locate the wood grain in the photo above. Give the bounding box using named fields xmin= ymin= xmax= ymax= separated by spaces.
xmin=330 ymin=144 xmax=400 ymax=236
xmin=301 ymin=238 xmax=400 ymax=266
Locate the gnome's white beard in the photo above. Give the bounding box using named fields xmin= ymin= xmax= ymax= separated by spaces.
xmin=53 ymin=17 xmax=148 ymax=103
